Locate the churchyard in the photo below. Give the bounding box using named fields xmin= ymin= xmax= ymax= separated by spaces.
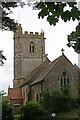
xmin=2 ymin=87 xmax=80 ymax=120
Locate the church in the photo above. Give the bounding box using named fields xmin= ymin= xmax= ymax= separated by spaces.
xmin=8 ymin=23 xmax=80 ymax=111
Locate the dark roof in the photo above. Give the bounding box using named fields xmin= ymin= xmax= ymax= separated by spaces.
xmin=31 ymin=54 xmax=79 ymax=86
xmin=31 ymin=55 xmax=62 ymax=85
xmin=20 ymin=55 xmax=62 ymax=87
xmin=8 ymin=88 xmax=23 ymax=99
xmin=20 ymin=58 xmax=51 ymax=87
xmin=74 ymin=64 xmax=80 ymax=72
xmin=20 ymin=54 xmax=79 ymax=87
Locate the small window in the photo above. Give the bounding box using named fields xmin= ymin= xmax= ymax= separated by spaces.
xmin=30 ymin=42 xmax=35 ymax=53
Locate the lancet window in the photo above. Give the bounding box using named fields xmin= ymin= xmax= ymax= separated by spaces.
xmin=30 ymin=42 xmax=35 ymax=53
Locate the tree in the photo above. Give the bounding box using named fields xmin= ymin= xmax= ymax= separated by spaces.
xmin=33 ymin=1 xmax=80 ymax=53
xmin=0 ymin=51 xmax=6 ymax=66
xmin=67 ymin=23 xmax=80 ymax=53
xmin=0 ymin=1 xmax=25 ymax=62
xmin=0 ymin=0 xmax=25 ymax=31
xmin=39 ymin=89 xmax=78 ymax=113
xmin=1 ymin=1 xmax=80 ymax=52
xmin=35 ymin=1 xmax=80 ymax=25
xmin=2 ymin=95 xmax=13 ymax=120
xmin=2 ymin=102 xmax=13 ymax=120
xmin=0 ymin=90 xmax=6 ymax=96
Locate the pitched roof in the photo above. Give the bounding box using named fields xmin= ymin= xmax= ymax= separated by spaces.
xmin=31 ymin=54 xmax=80 ymax=86
xmin=31 ymin=55 xmax=62 ymax=85
xmin=20 ymin=58 xmax=51 ymax=87
xmin=20 ymin=54 xmax=79 ymax=87
xmin=20 ymin=56 xmax=62 ymax=87
xmin=74 ymin=64 xmax=80 ymax=72
xmin=8 ymin=88 xmax=23 ymax=100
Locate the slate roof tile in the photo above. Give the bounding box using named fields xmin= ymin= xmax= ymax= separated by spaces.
xmin=20 ymin=58 xmax=51 ymax=87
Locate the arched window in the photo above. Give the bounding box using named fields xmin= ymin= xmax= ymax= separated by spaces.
xmin=59 ymin=70 xmax=70 ymax=92
xmin=30 ymin=42 xmax=35 ymax=53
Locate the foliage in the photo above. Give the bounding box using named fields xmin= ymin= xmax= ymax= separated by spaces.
xmin=1 ymin=2 xmax=17 ymax=31
xmin=2 ymin=99 xmax=13 ymax=120
xmin=40 ymin=89 xmax=71 ymax=113
xmin=40 ymin=87 xmax=79 ymax=113
xmin=33 ymin=1 xmax=80 ymax=53
xmin=67 ymin=23 xmax=80 ymax=53
xmin=1 ymin=1 xmax=80 ymax=53
xmin=0 ymin=0 xmax=25 ymax=31
xmin=62 ymin=84 xmax=70 ymax=96
xmin=0 ymin=51 xmax=6 ymax=66
xmin=56 ymin=109 xmax=79 ymax=119
xmin=0 ymin=90 xmax=6 ymax=96
xmin=70 ymin=96 xmax=79 ymax=109
xmin=2 ymin=96 xmax=8 ymax=104
xmin=22 ymin=101 xmax=51 ymax=120
xmin=34 ymin=1 xmax=80 ymax=26
xmin=14 ymin=114 xmax=21 ymax=119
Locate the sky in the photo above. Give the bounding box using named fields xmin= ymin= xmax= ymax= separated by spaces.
xmin=0 ymin=2 xmax=80 ymax=94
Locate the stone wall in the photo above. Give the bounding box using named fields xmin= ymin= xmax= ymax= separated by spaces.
xmin=31 ymin=55 xmax=79 ymax=102
xmin=13 ymin=24 xmax=46 ymax=88
xmin=44 ymin=55 xmax=78 ymax=96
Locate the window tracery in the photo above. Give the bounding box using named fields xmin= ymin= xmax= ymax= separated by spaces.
xmin=59 ymin=70 xmax=70 ymax=92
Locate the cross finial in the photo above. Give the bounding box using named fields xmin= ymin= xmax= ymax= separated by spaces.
xmin=61 ymin=48 xmax=65 ymax=55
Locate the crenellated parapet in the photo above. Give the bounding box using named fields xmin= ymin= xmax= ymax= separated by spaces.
xmin=14 ymin=23 xmax=44 ymax=39
xmin=23 ymin=31 xmax=44 ymax=38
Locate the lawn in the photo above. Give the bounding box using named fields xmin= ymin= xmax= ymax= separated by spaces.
xmin=14 ymin=114 xmax=21 ymax=119
xmin=56 ymin=109 xmax=80 ymax=119
xmin=13 ymin=109 xmax=80 ymax=119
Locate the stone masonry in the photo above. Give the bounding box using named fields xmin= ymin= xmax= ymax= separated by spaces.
xmin=13 ymin=23 xmax=46 ymax=88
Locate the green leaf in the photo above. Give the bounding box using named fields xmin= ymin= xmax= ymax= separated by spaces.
xmin=61 ymin=10 xmax=71 ymax=22
xmin=67 ymin=2 xmax=77 ymax=7
xmin=47 ymin=15 xmax=58 ymax=25
xmin=71 ymin=7 xmax=80 ymax=21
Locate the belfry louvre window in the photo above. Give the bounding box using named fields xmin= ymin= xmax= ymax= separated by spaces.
xmin=30 ymin=42 xmax=35 ymax=53
xmin=60 ymin=70 xmax=70 ymax=92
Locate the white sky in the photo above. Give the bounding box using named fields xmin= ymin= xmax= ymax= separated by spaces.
xmin=0 ymin=3 xmax=79 ymax=94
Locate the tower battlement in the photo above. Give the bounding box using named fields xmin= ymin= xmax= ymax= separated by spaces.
xmin=14 ymin=23 xmax=44 ymax=38
xmin=23 ymin=31 xmax=44 ymax=38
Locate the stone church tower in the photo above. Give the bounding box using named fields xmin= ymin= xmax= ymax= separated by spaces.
xmin=13 ymin=23 xmax=46 ymax=88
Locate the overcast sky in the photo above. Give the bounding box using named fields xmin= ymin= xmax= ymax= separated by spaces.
xmin=0 ymin=3 xmax=80 ymax=94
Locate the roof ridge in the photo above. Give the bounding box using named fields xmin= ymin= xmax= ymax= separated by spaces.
xmin=31 ymin=55 xmax=62 ymax=85
xmin=20 ymin=58 xmax=50 ymax=87
xmin=74 ymin=64 xmax=80 ymax=72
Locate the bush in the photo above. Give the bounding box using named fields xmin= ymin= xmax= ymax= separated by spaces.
xmin=22 ymin=101 xmax=51 ymax=120
xmin=2 ymin=96 xmax=13 ymax=120
xmin=40 ymin=89 xmax=72 ymax=113
xmin=2 ymin=103 xmax=13 ymax=120
xmin=70 ymin=97 xmax=78 ymax=109
xmin=40 ymin=88 xmax=78 ymax=113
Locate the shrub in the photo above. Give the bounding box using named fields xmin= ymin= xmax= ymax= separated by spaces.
xmin=40 ymin=88 xmax=78 ymax=113
xmin=22 ymin=101 xmax=51 ymax=120
xmin=2 ymin=103 xmax=13 ymax=120
xmin=2 ymin=96 xmax=13 ymax=120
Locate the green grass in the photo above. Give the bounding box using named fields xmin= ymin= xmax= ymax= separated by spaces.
xmin=13 ymin=109 xmax=80 ymax=119
xmin=56 ymin=109 xmax=80 ymax=119
xmin=14 ymin=114 xmax=21 ymax=119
